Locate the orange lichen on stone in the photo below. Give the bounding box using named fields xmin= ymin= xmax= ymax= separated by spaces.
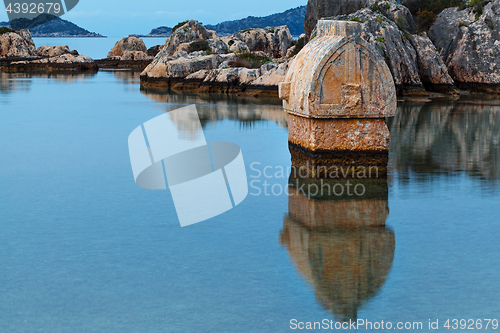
xmin=279 ymin=20 xmax=396 ymax=119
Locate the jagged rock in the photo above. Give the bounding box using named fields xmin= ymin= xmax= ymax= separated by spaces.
xmin=226 ymin=26 xmax=293 ymax=58
xmin=192 ymin=60 xmax=289 ymax=92
xmin=2 ymin=54 xmax=97 ymax=71
xmin=325 ymin=3 xmax=456 ymax=94
xmin=28 ymin=54 xmax=94 ymax=64
xmin=185 ymin=69 xmax=211 ymax=81
xmin=251 ymin=61 xmax=290 ymax=87
xmin=147 ymin=44 xmax=163 ymax=57
xmin=368 ymin=0 xmax=416 ymax=33
xmin=304 ymin=0 xmax=378 ymax=40
xmin=222 ymin=37 xmax=250 ymax=52
xmin=207 ymin=38 xmax=229 ymax=54
xmin=107 ymin=36 xmax=148 ymax=57
xmin=286 ymin=45 xmax=296 ymax=57
xmin=141 ymin=53 xmax=236 ymax=80
xmin=16 ymin=29 xmax=35 ymax=47
xmin=409 ymin=33 xmax=456 ymax=92
xmin=161 ymin=20 xmax=218 ymax=57
xmin=36 ymin=45 xmax=73 ymax=57
xmin=0 ymin=31 xmax=36 ymax=58
xmin=203 ymin=67 xmax=261 ymax=86
xmin=121 ymin=50 xmax=152 ymax=61
xmin=428 ymin=0 xmax=500 ymax=93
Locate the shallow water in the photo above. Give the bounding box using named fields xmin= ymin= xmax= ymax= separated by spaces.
xmin=32 ymin=37 xmax=168 ymax=59
xmin=1 ymin=69 xmax=499 ymax=332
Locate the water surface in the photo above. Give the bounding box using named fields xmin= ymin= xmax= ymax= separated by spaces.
xmin=1 ymin=69 xmax=499 ymax=332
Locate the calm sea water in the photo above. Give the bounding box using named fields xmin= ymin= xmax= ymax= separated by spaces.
xmin=1 ymin=40 xmax=500 ymax=332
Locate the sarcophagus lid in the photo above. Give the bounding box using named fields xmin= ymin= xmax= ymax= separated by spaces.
xmin=279 ymin=20 xmax=396 ymax=119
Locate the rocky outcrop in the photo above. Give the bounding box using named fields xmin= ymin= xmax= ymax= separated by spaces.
xmin=1 ymin=54 xmax=97 ymax=71
xmin=224 ymin=26 xmax=293 ymax=58
xmin=428 ymin=0 xmax=500 ymax=93
xmin=36 ymin=45 xmax=78 ymax=57
xmin=0 ymin=29 xmax=36 ymax=58
xmin=147 ymin=45 xmax=164 ymax=57
xmin=107 ymin=36 xmax=148 ymax=57
xmin=97 ymin=36 xmax=153 ymax=68
xmin=140 ymin=20 xmax=293 ymax=96
xmin=410 ymin=33 xmax=456 ymax=92
xmin=322 ymin=1 xmax=456 ymax=94
xmin=305 ymin=0 xmax=378 ymax=41
xmin=144 ymin=53 xmax=236 ymax=80
xmin=141 ymin=48 xmax=290 ymax=96
xmin=161 ymin=20 xmax=219 ymax=57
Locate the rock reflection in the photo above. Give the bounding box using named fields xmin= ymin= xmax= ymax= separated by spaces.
xmin=280 ymin=176 xmax=395 ymax=321
xmin=111 ymin=70 xmax=142 ymax=85
xmin=389 ymin=99 xmax=500 ymax=181
xmin=141 ymin=89 xmax=287 ymax=129
xmin=0 ymin=71 xmax=97 ymax=94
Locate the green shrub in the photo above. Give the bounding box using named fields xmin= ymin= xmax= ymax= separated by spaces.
xmin=488 ymin=23 xmax=494 ymax=30
xmin=288 ymin=36 xmax=305 ymax=58
xmin=385 ymin=3 xmax=391 ymax=9
xmin=416 ymin=8 xmax=437 ymax=33
xmin=348 ymin=16 xmax=361 ymax=22
xmin=0 ymin=27 xmax=15 ymax=35
xmin=403 ymin=0 xmax=466 ymax=31
xmin=458 ymin=20 xmax=468 ymax=27
xmin=172 ymin=20 xmax=188 ymax=33
xmin=240 ymin=27 xmax=258 ymax=33
xmin=228 ymin=40 xmax=234 ymax=46
xmin=228 ymin=52 xmax=271 ymax=69
xmin=268 ymin=27 xmax=275 ymax=33
xmin=404 ymin=32 xmax=412 ymax=40
xmin=376 ymin=36 xmax=386 ymax=43
xmin=397 ymin=16 xmax=404 ymax=22
xmin=189 ymin=40 xmax=210 ymax=53
xmin=377 ymin=16 xmax=384 ymax=24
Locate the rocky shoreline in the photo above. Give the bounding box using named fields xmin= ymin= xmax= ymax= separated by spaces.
xmin=1 ymin=0 xmax=500 ymax=96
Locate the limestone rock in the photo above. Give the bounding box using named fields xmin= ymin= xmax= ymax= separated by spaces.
xmin=305 ymin=0 xmax=378 ymax=40
xmin=226 ymin=26 xmax=293 ymax=58
xmin=141 ymin=53 xmax=236 ymax=80
xmin=228 ymin=40 xmax=250 ymax=53
xmin=0 ymin=31 xmax=36 ymax=58
xmin=409 ymin=33 xmax=456 ymax=91
xmin=147 ymin=44 xmax=164 ymax=57
xmin=121 ymin=50 xmax=152 ymax=61
xmin=428 ymin=0 xmax=500 ymax=92
xmin=23 ymin=54 xmax=95 ymax=64
xmin=107 ymin=36 xmax=147 ymax=57
xmin=251 ymin=61 xmax=290 ymax=87
xmin=162 ymin=20 xmax=218 ymax=57
xmin=16 ymin=29 xmax=35 ymax=47
xmin=324 ymin=4 xmax=456 ymax=94
xmin=3 ymin=54 xmax=98 ymax=71
xmin=36 ymin=45 xmax=73 ymax=57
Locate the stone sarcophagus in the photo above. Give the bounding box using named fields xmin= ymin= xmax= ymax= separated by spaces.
xmin=279 ymin=20 xmax=396 ymax=178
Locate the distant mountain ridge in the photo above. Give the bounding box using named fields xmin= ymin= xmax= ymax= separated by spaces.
xmin=205 ymin=6 xmax=306 ymax=36
xmin=0 ymin=15 xmax=104 ymax=37
xmin=138 ymin=6 xmax=307 ymax=37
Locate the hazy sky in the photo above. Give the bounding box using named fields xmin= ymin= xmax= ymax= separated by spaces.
xmin=1 ymin=0 xmax=306 ymax=37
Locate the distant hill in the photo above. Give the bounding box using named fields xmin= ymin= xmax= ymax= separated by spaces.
xmin=131 ymin=26 xmax=172 ymax=38
xmin=0 ymin=15 xmax=105 ymax=37
xmin=205 ymin=6 xmax=306 ymax=36
xmin=139 ymin=6 xmax=307 ymax=38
